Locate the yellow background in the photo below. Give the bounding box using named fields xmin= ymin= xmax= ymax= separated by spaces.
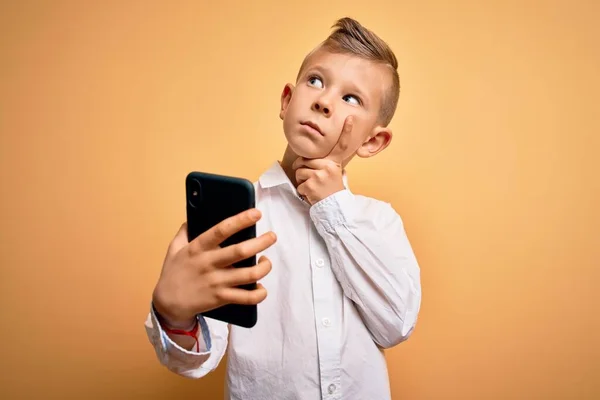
xmin=1 ymin=1 xmax=598 ymax=399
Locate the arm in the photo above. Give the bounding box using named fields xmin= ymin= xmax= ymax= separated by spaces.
xmin=309 ymin=189 xmax=422 ymax=349
xmin=144 ymin=209 xmax=276 ymax=379
xmin=144 ymin=306 xmax=229 ymax=379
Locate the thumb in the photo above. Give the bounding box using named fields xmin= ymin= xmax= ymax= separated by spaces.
xmin=168 ymin=222 xmax=190 ymax=255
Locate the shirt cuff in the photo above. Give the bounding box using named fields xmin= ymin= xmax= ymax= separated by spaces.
xmin=309 ymin=189 xmax=356 ymax=234
xmin=150 ymin=304 xmax=212 ymax=355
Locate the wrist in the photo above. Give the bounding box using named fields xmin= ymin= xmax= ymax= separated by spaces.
xmin=153 ymin=306 xmax=201 ymax=353
xmin=160 ymin=315 xmax=198 ymax=331
xmin=152 ymin=303 xmax=197 ymax=331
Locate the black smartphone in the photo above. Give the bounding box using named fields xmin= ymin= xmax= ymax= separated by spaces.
xmin=185 ymin=171 xmax=258 ymax=328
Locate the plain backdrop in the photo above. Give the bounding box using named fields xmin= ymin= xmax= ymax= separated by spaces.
xmin=1 ymin=1 xmax=598 ymax=399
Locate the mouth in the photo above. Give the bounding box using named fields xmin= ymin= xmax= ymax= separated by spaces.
xmin=300 ymin=121 xmax=324 ymax=136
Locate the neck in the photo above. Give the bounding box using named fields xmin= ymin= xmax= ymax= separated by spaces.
xmin=279 ymin=145 xmax=300 ymax=188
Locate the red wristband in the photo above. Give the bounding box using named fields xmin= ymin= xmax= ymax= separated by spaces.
xmin=162 ymin=318 xmax=200 ymax=352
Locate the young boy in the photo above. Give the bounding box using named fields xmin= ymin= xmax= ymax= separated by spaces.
xmin=145 ymin=17 xmax=421 ymax=400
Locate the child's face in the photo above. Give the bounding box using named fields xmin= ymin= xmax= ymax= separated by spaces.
xmin=280 ymin=48 xmax=392 ymax=160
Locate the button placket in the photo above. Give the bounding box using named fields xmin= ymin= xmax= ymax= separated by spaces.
xmin=309 ymin=224 xmax=342 ymax=399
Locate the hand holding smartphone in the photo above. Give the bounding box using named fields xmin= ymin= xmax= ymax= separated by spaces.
xmin=152 ymin=172 xmax=276 ymax=331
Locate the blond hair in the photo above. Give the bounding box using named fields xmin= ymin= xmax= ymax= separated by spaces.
xmin=297 ymin=17 xmax=400 ymax=126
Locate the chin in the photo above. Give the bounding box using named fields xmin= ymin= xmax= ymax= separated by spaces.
xmin=285 ymin=134 xmax=329 ymax=159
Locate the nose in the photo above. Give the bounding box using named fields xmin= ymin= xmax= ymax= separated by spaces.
xmin=312 ymin=95 xmax=332 ymax=116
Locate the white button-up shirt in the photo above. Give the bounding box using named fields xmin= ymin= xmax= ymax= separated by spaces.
xmin=145 ymin=161 xmax=422 ymax=400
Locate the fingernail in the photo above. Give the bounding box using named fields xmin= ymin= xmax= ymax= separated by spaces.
xmin=250 ymin=209 xmax=260 ymax=219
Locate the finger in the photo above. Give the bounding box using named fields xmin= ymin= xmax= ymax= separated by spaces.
xmin=297 ymin=181 xmax=308 ymax=197
xmin=211 ymin=231 xmax=277 ymax=267
xmin=218 ymin=255 xmax=272 ymax=287
xmin=217 ymin=283 xmax=268 ymax=305
xmin=326 ymin=115 xmax=354 ymax=163
xmin=193 ymin=208 xmax=262 ymax=252
xmin=295 ymin=168 xmax=313 ymax=185
xmin=292 ymin=156 xmax=304 ymax=171
xmin=293 ymin=158 xmax=331 ymax=171
xmin=168 ymin=222 xmax=190 ymax=255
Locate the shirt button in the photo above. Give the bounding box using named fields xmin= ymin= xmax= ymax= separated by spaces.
xmin=328 ymin=384 xmax=336 ymax=394
xmin=316 ymin=258 xmax=325 ymax=267
xmin=322 ymin=318 xmax=331 ymax=327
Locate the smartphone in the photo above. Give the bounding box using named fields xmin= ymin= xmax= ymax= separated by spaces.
xmin=186 ymin=171 xmax=258 ymax=328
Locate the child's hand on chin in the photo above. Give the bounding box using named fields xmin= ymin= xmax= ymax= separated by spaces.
xmin=292 ymin=116 xmax=354 ymax=205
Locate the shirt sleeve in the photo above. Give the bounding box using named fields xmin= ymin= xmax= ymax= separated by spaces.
xmin=144 ymin=304 xmax=229 ymax=378
xmin=309 ymin=189 xmax=422 ymax=349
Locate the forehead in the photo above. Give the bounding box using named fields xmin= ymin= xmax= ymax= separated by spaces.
xmin=300 ymin=48 xmax=391 ymax=101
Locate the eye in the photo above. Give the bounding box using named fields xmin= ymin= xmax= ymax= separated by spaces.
xmin=343 ymin=94 xmax=360 ymax=106
xmin=308 ymin=76 xmax=323 ymax=88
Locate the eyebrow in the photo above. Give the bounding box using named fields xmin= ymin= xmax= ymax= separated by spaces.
xmin=306 ymin=64 xmax=370 ymax=105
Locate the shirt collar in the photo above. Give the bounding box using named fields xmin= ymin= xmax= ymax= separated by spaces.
xmin=258 ymin=161 xmax=349 ymax=191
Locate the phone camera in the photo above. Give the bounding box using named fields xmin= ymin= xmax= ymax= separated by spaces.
xmin=188 ymin=178 xmax=202 ymax=208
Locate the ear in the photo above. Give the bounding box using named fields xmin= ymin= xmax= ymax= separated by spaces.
xmin=355 ymin=126 xmax=393 ymax=158
xmin=279 ymin=83 xmax=295 ymax=120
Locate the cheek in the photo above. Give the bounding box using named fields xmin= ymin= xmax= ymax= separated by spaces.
xmin=334 ymin=112 xmax=367 ymax=136
xmin=285 ymin=95 xmax=306 ymax=120
xmin=282 ymin=101 xmax=297 ymax=127
xmin=341 ymin=119 xmax=373 ymax=148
